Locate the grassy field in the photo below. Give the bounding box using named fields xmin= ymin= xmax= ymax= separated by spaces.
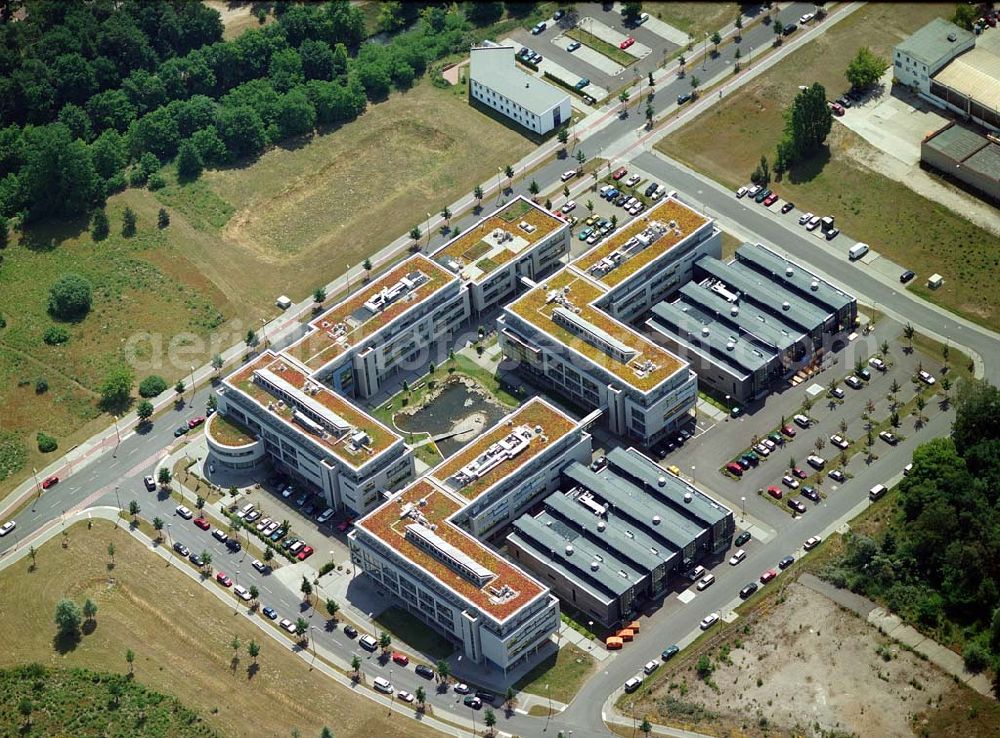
xmin=0 ymin=664 xmax=218 ymax=737
xmin=656 ymin=3 xmax=1000 ymax=332
xmin=643 ymin=2 xmax=738 ymax=41
xmin=514 ymin=643 xmax=596 ymax=705
xmin=373 ymin=607 xmax=454 ymax=661
xmin=0 ymin=521 xmax=447 ymax=738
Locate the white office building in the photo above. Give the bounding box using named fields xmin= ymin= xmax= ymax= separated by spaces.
xmin=470 ymin=42 xmax=571 ymax=135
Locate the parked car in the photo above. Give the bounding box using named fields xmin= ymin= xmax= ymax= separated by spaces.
xmin=560 ymin=169 xmax=577 ymax=182
xmin=337 ymin=518 xmax=354 ymax=533
xmin=803 ymin=536 xmax=822 ymax=551
xmin=807 ymin=454 xmax=826 ymax=470
xmin=696 ymin=573 xmax=715 ymax=590
xmin=793 ymin=414 xmax=811 ymax=428
xmin=187 ymin=416 xmax=206 ymax=429
xmin=612 ymin=166 xmax=628 ymax=180
xmin=216 ymin=571 xmax=233 ymax=587
xmin=619 ymin=36 xmax=635 ymax=49
xmin=792 ymin=467 xmax=808 ymax=479
xmin=844 ymin=375 xmax=863 ymax=389
xmin=233 ymin=584 xmax=252 ymax=601
xmin=317 ymin=508 xmax=335 ymax=524
xmin=676 ymin=92 xmax=693 ymax=105
xmin=806 ymin=215 xmax=822 ymax=231
xmin=825 ymin=227 xmax=840 ymax=240
xmin=735 ymin=530 xmax=752 ymax=546
xmin=251 ymin=558 xmax=267 ymax=573
xmin=830 ymin=434 xmax=850 ymax=449
xmin=623 ymin=677 xmax=643 ymax=694
xmin=747 ymin=185 xmax=762 ymax=198
xmin=211 ymin=528 xmax=228 ymax=543
xmin=726 ymin=461 xmax=744 ymax=476
xmin=172 ymin=541 xmax=189 ymax=556
xmin=780 ymin=202 xmax=795 ymax=214
xmin=700 ymin=613 xmax=720 ymax=630
xmin=226 ymin=538 xmax=241 ymax=553
xmin=828 ymin=469 xmax=846 ymax=482
xmin=175 ymin=505 xmax=193 ymax=519
xmin=918 ymin=370 xmax=936 ymax=385
xmin=830 ymin=102 xmax=845 ymax=116
xmin=879 ymin=430 xmax=899 ymax=445
xmin=662 ymin=645 xmax=680 ymax=661
xmin=392 ymin=651 xmax=410 ymax=666
xmin=729 ymin=549 xmax=746 ymax=566
xmin=781 ymin=424 xmax=797 ymax=438
xmin=173 ymin=425 xmax=189 ymax=437
xmin=777 ymin=556 xmax=795 ymax=571
xmin=296 ymin=545 xmax=314 ymax=561
xmin=754 ymin=443 xmax=771 ymax=457
xmin=767 ymin=486 xmax=783 ymax=500
xmin=415 ymin=663 xmax=435 ymax=679
xmin=562 ymin=200 xmax=576 ymax=213
xmin=754 ymin=188 xmax=771 ymax=203
xmin=143 ymin=475 xmax=156 ymax=491
xmin=643 ymin=659 xmax=660 ymax=675
xmin=262 ymin=606 xmax=278 ymax=620
xmin=625 ymin=174 xmax=641 ymax=187
xmin=763 ymin=192 xmax=779 ymax=206
xmin=782 ymin=474 xmax=800 ymax=489
xmin=453 ymin=683 xmax=471 ymax=695
xmin=899 ymin=270 xmax=916 ymax=284
xmin=798 ymin=212 xmax=813 ymax=225
xmin=567 ymin=40 xmax=581 ymax=52
xmin=42 ymin=475 xmax=59 ymax=489
xmin=858 ymin=367 xmax=872 ymax=381
xmin=739 ymin=582 xmax=759 ymax=599
xmin=736 ymin=186 xmax=748 ymax=198
xmin=787 ymin=498 xmax=806 ymax=514
xmin=530 ymin=22 xmax=546 ymax=34
xmin=359 ymin=634 xmax=378 ymax=651
xmin=801 ymin=486 xmax=820 ymax=502
xmin=829 ymin=386 xmax=845 ymax=399
xmin=193 ymin=517 xmax=211 ymax=530
xmin=761 ymin=568 xmax=779 ymax=583
xmin=343 ymin=624 xmax=358 ymax=638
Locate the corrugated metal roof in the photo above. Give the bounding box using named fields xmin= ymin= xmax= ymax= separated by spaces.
xmin=964 ymin=143 xmax=1000 ymax=181
xmin=934 ymin=47 xmax=1000 ymax=112
xmin=924 ymin=123 xmax=991 ymax=161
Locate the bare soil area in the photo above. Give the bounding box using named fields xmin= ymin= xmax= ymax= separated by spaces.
xmin=636 ymin=584 xmax=957 ymax=738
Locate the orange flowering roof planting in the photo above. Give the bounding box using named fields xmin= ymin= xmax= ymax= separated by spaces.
xmin=508 ymin=268 xmax=684 ymax=392
xmin=286 ymin=254 xmax=456 ymax=371
xmin=432 ymin=398 xmax=577 ymax=501
xmin=433 ymin=197 xmax=565 ymax=283
xmin=572 ymin=198 xmax=710 ymax=288
xmin=357 ymin=479 xmax=545 ymax=621
xmin=225 ymin=351 xmax=400 ymax=468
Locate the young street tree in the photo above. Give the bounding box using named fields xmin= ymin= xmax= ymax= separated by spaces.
xmin=846 ymin=47 xmax=888 ymax=91
xmin=157 ymin=467 xmax=171 ymax=487
xmin=126 ymin=648 xmax=135 ymax=675
xmin=122 ymin=207 xmax=137 ymax=237
xmin=248 ymin=638 xmax=260 ymax=664
xmin=136 ymin=400 xmax=154 ymax=424
xmin=473 ymin=184 xmax=484 ymax=205
xmin=83 ymin=598 xmax=98 ymax=623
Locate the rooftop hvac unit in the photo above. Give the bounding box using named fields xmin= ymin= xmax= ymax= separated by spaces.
xmin=657 ymin=475 xmax=666 ymax=487
xmin=782 ymin=301 xmax=791 ymax=311
xmin=726 ymin=342 xmax=735 ymax=351
xmin=590 ymin=561 xmax=600 ymax=571
xmin=684 ymin=492 xmax=693 ymax=503
xmin=534 ymin=425 xmax=543 ymax=434
xmin=652 ymin=515 xmax=662 ymax=525
xmin=597 ymin=520 xmax=606 ymax=532
xmin=811 ymin=280 xmax=819 ymax=291
xmin=786 ymin=266 xmax=794 ymax=277
xmin=565 ymin=544 xmax=574 ymax=555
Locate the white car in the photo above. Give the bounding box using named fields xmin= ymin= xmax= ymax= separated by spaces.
xmin=212 ymin=529 xmax=228 ymax=543
xmin=798 ymin=211 xmax=814 ymax=225
xmin=806 ymin=215 xmax=822 ymax=231
xmin=748 ymin=184 xmax=762 ymax=198
xmin=317 ymin=508 xmax=335 ymax=524
xmin=753 ymin=443 xmax=771 ymax=457
xmin=918 ymin=370 xmax=936 ymax=385
xmin=236 ymin=502 xmax=254 ymax=519
xmin=762 ymin=438 xmax=776 ymax=451
xmin=453 ymin=683 xmax=471 ymax=694
xmin=262 ymin=522 xmax=279 ymax=535
xmin=175 ymin=505 xmax=193 ymax=519
xmin=373 ymin=677 xmax=393 ymax=694
xmin=803 ymin=536 xmax=822 ymax=551
xmin=735 ymin=186 xmax=748 ymax=198
xmin=256 ymin=517 xmax=272 ymax=531
xmin=279 ymin=618 xmax=298 ymax=634
xmin=281 ymin=486 xmax=294 ymax=498
xmin=781 ymin=474 xmax=800 ymax=489
xmin=0 ymin=520 xmax=15 ymax=537
xmin=643 ymin=659 xmax=659 ymax=675
xmin=807 ymin=454 xmax=826 ymax=470
xmin=143 ymin=475 xmax=156 ymax=491
xmin=793 ymin=414 xmax=811 ymax=428
xmin=696 ymin=573 xmax=715 ymax=590
xmin=869 ymin=357 xmax=886 ymax=371
xmin=700 ymin=612 xmax=720 ymax=630
xmin=397 ymin=690 xmax=415 ymax=703
xmin=562 ymin=200 xmax=576 ymax=213
xmin=830 ymin=434 xmax=850 ymax=450
xmin=251 ymin=559 xmax=267 ymax=573
xmin=560 ymin=170 xmax=577 ymax=182
xmin=728 ymin=549 xmax=746 ymax=566
xmin=625 ymin=174 xmax=641 ymax=187
xmin=245 ymin=510 xmax=261 ymax=523
xmin=799 ymin=12 xmax=815 ymax=23
xmin=233 ymin=585 xmax=252 ymax=601
xmin=629 ymin=202 xmax=643 ymax=215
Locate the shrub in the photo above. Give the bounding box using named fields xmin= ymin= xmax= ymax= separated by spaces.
xmin=43 ymin=326 xmax=69 ymax=345
xmin=147 ymin=172 xmax=166 ymax=190
xmin=48 ymin=274 xmax=93 ymax=321
xmin=35 ymin=377 xmax=48 ymax=394
xmin=36 ymin=431 xmax=58 ymax=453
xmin=139 ymin=375 xmax=168 ymax=398
xmin=962 ymin=641 xmax=989 ymax=672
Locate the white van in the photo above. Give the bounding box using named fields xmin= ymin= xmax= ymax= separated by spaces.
xmin=359 ymin=634 xmax=378 ymax=652
xmin=849 ymin=242 xmax=870 ymax=261
xmin=624 ymin=676 xmax=643 ymax=693
xmin=373 ymin=677 xmax=393 ymax=694
xmin=793 ymin=414 xmax=811 ymax=428
xmin=868 ymin=484 xmax=888 ymax=501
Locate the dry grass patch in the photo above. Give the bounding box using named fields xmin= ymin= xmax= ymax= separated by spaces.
xmin=657 ymin=2 xmax=1000 ymax=332
xmin=0 ymin=520 xmax=447 ymax=738
xmin=643 ymin=2 xmax=739 ymax=40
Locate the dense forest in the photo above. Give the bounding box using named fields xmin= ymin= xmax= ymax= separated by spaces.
xmin=0 ymin=1 xmax=522 ymax=228
xmin=824 ymin=378 xmax=1000 ymax=687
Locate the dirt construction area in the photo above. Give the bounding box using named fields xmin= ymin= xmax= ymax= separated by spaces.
xmin=635 ymin=584 xmax=959 ymax=738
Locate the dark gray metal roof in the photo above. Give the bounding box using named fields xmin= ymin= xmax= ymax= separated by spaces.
xmin=677 ymin=281 xmax=804 ymax=351
xmin=965 ymin=141 xmax=1000 ymax=182
xmin=694 ymin=257 xmax=829 ymax=329
xmin=648 ymin=301 xmax=773 ymax=375
xmin=606 ymin=448 xmax=731 ymax=528
xmin=924 ymin=123 xmax=991 ymax=161
xmin=734 ymin=243 xmax=855 ymax=316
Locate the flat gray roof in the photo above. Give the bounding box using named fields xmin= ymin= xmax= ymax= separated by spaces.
xmin=677 ymin=281 xmax=804 ymax=351
xmin=470 ymin=43 xmax=568 ymax=116
xmin=734 ymin=243 xmax=855 ymax=316
xmin=896 ymin=18 xmax=973 ymax=68
xmin=925 ymin=123 xmax=991 ymax=161
xmin=646 ymin=302 xmax=777 ymax=377
xmin=694 ymin=257 xmax=829 ymax=330
xmin=965 ymin=141 xmax=1000 ymax=182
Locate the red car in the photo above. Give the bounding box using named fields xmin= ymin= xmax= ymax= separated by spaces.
xmin=193 ymin=517 xmax=211 ymax=530
xmin=830 ymin=102 xmax=845 ymax=116
xmin=296 ymin=545 xmax=314 ymax=561
xmin=612 ymin=166 xmax=628 ymax=180
xmin=41 ymin=475 xmax=59 ymax=489
xmin=188 ymin=416 xmax=206 ymax=429
xmin=619 ymin=36 xmax=635 ymax=49
xmin=760 ymin=568 xmax=777 ymax=584
xmin=216 ymin=572 xmax=233 ymax=587
xmin=391 ymin=652 xmax=410 ymax=666
xmin=725 ymin=462 xmax=744 ymax=477
xmin=781 ymin=425 xmax=797 ymax=437
xmin=792 ymin=467 xmax=808 ymax=479
xmin=767 ymin=485 xmax=783 ymax=500
xmin=763 ymin=193 xmax=779 ymax=206
xmin=336 ymin=518 xmax=354 ymax=533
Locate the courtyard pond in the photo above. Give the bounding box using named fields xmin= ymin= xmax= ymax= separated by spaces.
xmin=394 ymin=378 xmax=510 ymax=457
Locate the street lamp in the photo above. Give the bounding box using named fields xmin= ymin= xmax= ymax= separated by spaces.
xmin=741 ymin=496 xmax=746 ymax=521
xmin=725 ymin=394 xmax=731 ymax=417
xmin=189 ymin=365 xmax=196 ymax=402
xmin=114 ymin=485 xmax=122 ymax=513
xmin=166 ymin=523 xmax=173 ymax=563
xmin=113 ymin=415 xmax=121 ymax=454
xmin=259 ymin=318 xmax=269 ymax=348
xmin=702 ymin=32 xmax=709 ymax=70
xmin=691 ymin=465 xmax=696 ymax=485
